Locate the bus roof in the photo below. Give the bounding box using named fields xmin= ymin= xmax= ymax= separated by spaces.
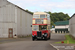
xmin=34 ymin=12 xmax=49 ymax=15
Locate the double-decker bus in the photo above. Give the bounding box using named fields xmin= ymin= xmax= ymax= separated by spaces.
xmin=32 ymin=12 xmax=51 ymax=41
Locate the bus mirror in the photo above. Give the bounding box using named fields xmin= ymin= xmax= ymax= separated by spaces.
xmin=31 ymin=25 xmax=32 ymax=27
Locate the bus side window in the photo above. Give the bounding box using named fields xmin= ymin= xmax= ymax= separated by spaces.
xmin=47 ymin=15 xmax=50 ymax=19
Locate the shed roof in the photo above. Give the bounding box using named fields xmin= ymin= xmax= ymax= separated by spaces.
xmin=69 ymin=13 xmax=75 ymax=20
xmin=54 ymin=20 xmax=69 ymax=25
xmin=7 ymin=1 xmax=33 ymax=15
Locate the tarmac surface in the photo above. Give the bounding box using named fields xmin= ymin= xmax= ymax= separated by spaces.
xmin=0 ymin=33 xmax=73 ymax=50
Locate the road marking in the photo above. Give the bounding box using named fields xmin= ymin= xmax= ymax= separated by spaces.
xmin=50 ymin=43 xmax=59 ymax=50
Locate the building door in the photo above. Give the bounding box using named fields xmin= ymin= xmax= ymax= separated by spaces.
xmin=9 ymin=28 xmax=13 ymax=38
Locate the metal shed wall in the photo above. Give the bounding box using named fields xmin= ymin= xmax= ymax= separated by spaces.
xmin=0 ymin=3 xmax=17 ymax=38
xmin=16 ymin=6 xmax=32 ymax=36
xmin=0 ymin=0 xmax=8 ymax=7
xmin=0 ymin=0 xmax=32 ymax=38
xmin=69 ymin=15 xmax=75 ymax=37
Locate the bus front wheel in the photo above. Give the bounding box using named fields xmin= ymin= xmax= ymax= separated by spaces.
xmin=48 ymin=36 xmax=50 ymax=40
xmin=32 ymin=37 xmax=35 ymax=41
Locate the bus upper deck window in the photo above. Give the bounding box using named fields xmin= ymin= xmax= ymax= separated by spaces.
xmin=33 ymin=15 xmax=39 ymax=18
xmin=47 ymin=15 xmax=50 ymax=18
xmin=40 ymin=15 xmax=45 ymax=18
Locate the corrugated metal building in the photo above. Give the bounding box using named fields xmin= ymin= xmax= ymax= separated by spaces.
xmin=0 ymin=0 xmax=32 ymax=38
xmin=55 ymin=21 xmax=69 ymax=33
xmin=69 ymin=13 xmax=75 ymax=38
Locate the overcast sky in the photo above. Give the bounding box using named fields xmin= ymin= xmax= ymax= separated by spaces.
xmin=8 ymin=0 xmax=75 ymax=17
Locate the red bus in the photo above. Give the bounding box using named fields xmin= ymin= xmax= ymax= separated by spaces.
xmin=32 ymin=12 xmax=51 ymax=41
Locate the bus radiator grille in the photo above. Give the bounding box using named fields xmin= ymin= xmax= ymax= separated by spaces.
xmin=37 ymin=31 xmax=42 ymax=37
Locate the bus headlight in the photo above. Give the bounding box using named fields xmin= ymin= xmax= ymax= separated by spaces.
xmin=44 ymin=33 xmax=47 ymax=37
xmin=42 ymin=34 xmax=44 ymax=35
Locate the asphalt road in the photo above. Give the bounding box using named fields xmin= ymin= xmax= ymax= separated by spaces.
xmin=0 ymin=34 xmax=65 ymax=50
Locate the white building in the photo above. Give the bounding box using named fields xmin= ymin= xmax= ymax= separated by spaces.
xmin=55 ymin=21 xmax=69 ymax=33
xmin=69 ymin=13 xmax=75 ymax=38
xmin=0 ymin=0 xmax=32 ymax=38
xmin=50 ymin=28 xmax=55 ymax=33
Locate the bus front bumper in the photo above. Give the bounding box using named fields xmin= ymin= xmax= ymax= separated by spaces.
xmin=32 ymin=35 xmax=47 ymax=39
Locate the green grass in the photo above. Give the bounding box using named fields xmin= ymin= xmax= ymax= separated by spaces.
xmin=56 ymin=35 xmax=75 ymax=44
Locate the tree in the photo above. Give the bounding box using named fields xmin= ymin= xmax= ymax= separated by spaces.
xmin=46 ymin=12 xmax=70 ymax=28
xmin=25 ymin=9 xmax=33 ymax=14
